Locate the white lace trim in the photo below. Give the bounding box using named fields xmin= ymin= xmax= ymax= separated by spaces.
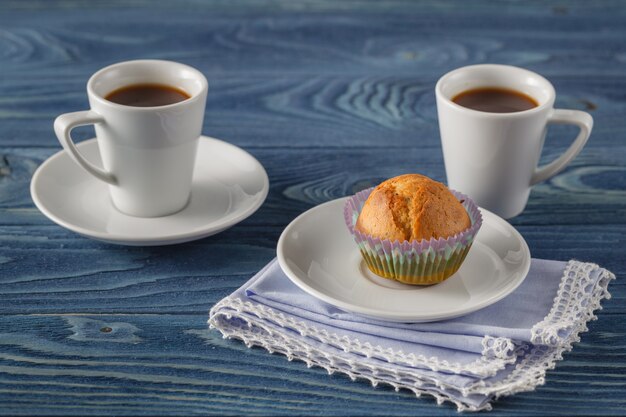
xmin=480 ymin=260 xmax=615 ymax=397
xmin=209 ymin=308 xmax=490 ymax=412
xmin=481 ymin=335 xmax=516 ymax=360
xmin=210 ymin=296 xmax=513 ymax=378
xmin=208 ymin=260 xmax=614 ymax=411
xmin=530 ymin=260 xmax=612 ymax=346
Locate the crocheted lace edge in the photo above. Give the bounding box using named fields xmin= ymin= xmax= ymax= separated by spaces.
xmin=209 ymin=296 xmax=513 ymax=377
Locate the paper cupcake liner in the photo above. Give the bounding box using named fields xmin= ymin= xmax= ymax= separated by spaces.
xmin=344 ymin=187 xmax=483 ymax=285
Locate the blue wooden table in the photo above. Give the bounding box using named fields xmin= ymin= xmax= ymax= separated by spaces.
xmin=1 ymin=1 xmax=624 ymax=415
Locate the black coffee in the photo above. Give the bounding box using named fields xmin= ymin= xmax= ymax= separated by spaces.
xmin=452 ymin=87 xmax=538 ymax=113
xmin=105 ymin=83 xmax=190 ymax=107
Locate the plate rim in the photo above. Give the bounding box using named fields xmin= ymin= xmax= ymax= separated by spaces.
xmin=30 ymin=136 xmax=269 ymax=246
xmin=277 ymin=196 xmax=531 ymax=322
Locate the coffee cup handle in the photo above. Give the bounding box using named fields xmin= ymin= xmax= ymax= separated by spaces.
xmin=530 ymin=109 xmax=593 ymax=185
xmin=53 ymin=111 xmax=117 ymax=185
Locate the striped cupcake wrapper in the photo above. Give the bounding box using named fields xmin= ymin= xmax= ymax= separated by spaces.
xmin=344 ymin=187 xmax=483 ymax=285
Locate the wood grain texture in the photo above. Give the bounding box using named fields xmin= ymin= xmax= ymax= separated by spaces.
xmin=0 ymin=0 xmax=624 ymax=415
xmin=0 ymin=314 xmax=625 ymax=416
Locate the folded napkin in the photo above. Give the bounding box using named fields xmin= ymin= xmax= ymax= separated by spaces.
xmin=209 ymin=258 xmax=614 ymax=411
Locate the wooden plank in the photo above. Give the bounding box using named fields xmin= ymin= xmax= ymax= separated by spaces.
xmin=1 ymin=147 xmax=625 ymax=227
xmin=0 ymin=313 xmax=624 ymax=416
xmin=0 ymin=224 xmax=622 ymax=315
xmin=0 ymin=1 xmax=625 ymax=78
xmin=1 ymin=74 xmax=622 ymax=148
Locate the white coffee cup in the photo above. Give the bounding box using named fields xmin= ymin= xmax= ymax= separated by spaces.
xmin=435 ymin=64 xmax=592 ymax=219
xmin=54 ymin=60 xmax=208 ymax=217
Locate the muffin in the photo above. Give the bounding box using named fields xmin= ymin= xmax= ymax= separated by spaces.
xmin=344 ymin=174 xmax=482 ymax=285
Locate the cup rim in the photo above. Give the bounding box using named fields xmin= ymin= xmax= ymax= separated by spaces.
xmin=435 ymin=64 xmax=555 ymax=118
xmin=86 ymin=59 xmax=208 ymax=111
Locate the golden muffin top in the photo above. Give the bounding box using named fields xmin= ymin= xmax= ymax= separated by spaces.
xmin=355 ymin=174 xmax=471 ymax=242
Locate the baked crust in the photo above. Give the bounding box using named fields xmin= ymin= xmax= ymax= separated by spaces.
xmin=355 ymin=174 xmax=471 ymax=242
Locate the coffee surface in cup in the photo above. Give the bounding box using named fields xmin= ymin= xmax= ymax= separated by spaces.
xmin=452 ymin=87 xmax=538 ymax=113
xmin=105 ymin=83 xmax=190 ymax=107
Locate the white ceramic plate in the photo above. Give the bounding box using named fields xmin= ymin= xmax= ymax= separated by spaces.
xmin=277 ymin=197 xmax=531 ymax=322
xmin=31 ymin=136 xmax=269 ymax=246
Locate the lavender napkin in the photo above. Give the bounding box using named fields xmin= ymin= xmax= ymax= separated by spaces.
xmin=209 ymin=258 xmax=614 ymax=411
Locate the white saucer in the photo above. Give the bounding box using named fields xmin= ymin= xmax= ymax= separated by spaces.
xmin=31 ymin=136 xmax=269 ymax=246
xmin=277 ymin=197 xmax=531 ymax=322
